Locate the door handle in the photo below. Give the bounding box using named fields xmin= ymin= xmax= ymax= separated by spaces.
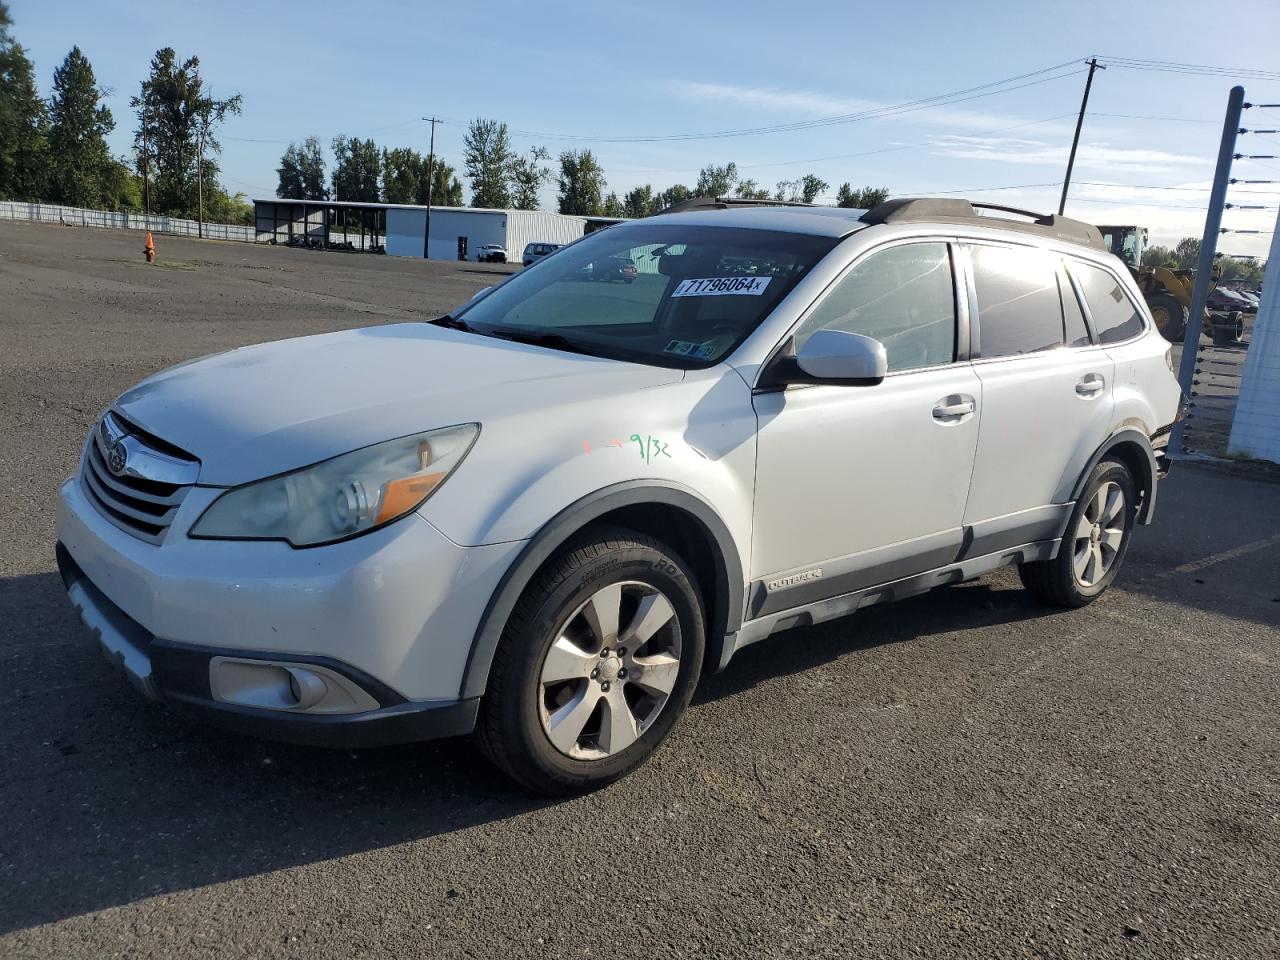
xmin=1075 ymin=374 xmax=1105 ymax=398
xmin=932 ymin=395 xmax=975 ymax=421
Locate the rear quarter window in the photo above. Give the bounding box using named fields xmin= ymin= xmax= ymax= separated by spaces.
xmin=1071 ymin=261 xmax=1145 ymax=344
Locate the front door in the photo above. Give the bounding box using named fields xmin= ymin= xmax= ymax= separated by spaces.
xmin=750 ymin=240 xmax=981 ymax=618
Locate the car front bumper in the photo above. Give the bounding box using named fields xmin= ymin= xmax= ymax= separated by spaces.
xmin=56 ymin=473 xmax=524 ymax=747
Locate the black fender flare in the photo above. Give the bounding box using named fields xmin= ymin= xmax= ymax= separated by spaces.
xmin=458 ymin=481 xmax=745 ymax=700
xmin=1070 ymin=426 xmax=1159 ymax=525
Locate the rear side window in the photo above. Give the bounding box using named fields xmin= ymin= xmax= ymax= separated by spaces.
xmin=1060 ymin=271 xmax=1092 ymax=347
xmin=1072 ymin=262 xmax=1144 ymax=344
xmin=794 ymin=242 xmax=956 ymax=373
xmin=969 ymin=244 xmax=1064 ymax=358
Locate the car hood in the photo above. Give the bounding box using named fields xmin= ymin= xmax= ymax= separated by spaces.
xmin=113 ymin=323 xmax=683 ymax=486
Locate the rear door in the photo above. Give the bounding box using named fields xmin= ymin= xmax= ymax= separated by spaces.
xmin=960 ymin=241 xmax=1115 ymax=551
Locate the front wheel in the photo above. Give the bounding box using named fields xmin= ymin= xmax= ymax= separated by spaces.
xmin=1148 ymin=292 xmax=1187 ymax=342
xmin=477 ymin=527 xmax=706 ymax=794
xmin=1018 ymin=459 xmax=1137 ymax=608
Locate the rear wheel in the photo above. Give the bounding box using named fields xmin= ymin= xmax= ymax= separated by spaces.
xmin=477 ymin=527 xmax=705 ymax=794
xmin=1018 ymin=459 xmax=1137 ymax=608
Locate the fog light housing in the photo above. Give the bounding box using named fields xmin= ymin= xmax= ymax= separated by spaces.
xmin=209 ymin=657 xmax=380 ymax=714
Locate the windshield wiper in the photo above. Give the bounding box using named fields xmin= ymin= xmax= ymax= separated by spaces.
xmin=429 ymin=314 xmax=473 ymax=332
xmin=485 ymin=327 xmax=598 ymax=357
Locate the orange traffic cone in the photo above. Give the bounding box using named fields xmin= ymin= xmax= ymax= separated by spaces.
xmin=144 ymin=231 xmax=156 ymax=263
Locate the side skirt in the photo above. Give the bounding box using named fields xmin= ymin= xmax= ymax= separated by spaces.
xmin=716 ymin=539 xmax=1059 ymax=670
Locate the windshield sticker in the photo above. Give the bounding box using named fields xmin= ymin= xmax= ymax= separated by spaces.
xmin=671 ymin=276 xmax=772 ymax=297
xmin=664 ymin=339 xmax=718 ymax=359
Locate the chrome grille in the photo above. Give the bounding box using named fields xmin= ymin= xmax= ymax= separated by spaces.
xmin=80 ymin=412 xmax=199 ymax=543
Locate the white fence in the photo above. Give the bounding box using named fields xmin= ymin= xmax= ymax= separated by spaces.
xmin=0 ymin=200 xmax=256 ymax=242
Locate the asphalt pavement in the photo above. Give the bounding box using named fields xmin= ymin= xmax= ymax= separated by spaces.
xmin=1 ymin=221 xmax=1278 ymax=959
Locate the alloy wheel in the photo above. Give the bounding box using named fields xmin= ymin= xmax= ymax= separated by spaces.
xmin=1072 ymin=481 xmax=1126 ymax=587
xmin=537 ymin=580 xmax=682 ymax=761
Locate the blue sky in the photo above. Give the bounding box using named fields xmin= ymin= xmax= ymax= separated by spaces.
xmin=11 ymin=0 xmax=1280 ymax=256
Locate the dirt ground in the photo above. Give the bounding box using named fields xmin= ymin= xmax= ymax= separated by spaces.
xmin=1 ymin=221 xmax=1278 ymax=960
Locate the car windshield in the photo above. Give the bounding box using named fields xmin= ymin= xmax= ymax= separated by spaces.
xmin=456 ymin=224 xmax=838 ymax=367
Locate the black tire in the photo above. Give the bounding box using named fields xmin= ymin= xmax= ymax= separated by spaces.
xmin=1147 ymin=292 xmax=1187 ymax=342
xmin=1211 ymin=311 xmax=1245 ymax=346
xmin=1018 ymin=459 xmax=1137 ymax=608
xmin=476 ymin=526 xmax=706 ymax=795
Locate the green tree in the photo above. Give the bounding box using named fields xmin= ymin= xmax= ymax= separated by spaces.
xmin=463 ymin=118 xmax=513 ymax=208
xmin=655 ymin=184 xmax=692 ymax=211
xmin=696 ymin=161 xmax=738 ymax=197
xmin=623 ymin=184 xmax=655 ymax=218
xmin=101 ymin=159 xmax=142 ymax=211
xmin=557 ymin=149 xmax=607 ymax=216
xmin=206 ymin=189 xmax=253 ymax=226
xmin=426 ymin=160 xmax=463 ymax=206
xmin=277 ymin=136 xmax=326 ymax=200
xmin=733 ymin=178 xmax=771 ymax=200
xmin=131 ymin=48 xmax=241 ymax=218
xmin=509 ymin=145 xmax=551 ymax=210
xmin=776 ymin=174 xmax=828 ymax=203
xmin=1173 ymin=237 xmax=1201 ymax=270
xmin=47 ymin=47 xmax=116 ymax=208
xmin=331 ymin=134 xmax=380 ymax=202
xmin=603 ymin=192 xmax=624 ymax=218
xmin=835 ymin=183 xmax=889 ymax=209
xmin=381 ymin=145 xmax=427 ymax=204
xmin=1141 ymin=244 xmax=1176 ymax=268
xmin=1218 ymin=256 xmax=1264 ymax=283
xmin=0 ymin=2 xmax=48 ymax=200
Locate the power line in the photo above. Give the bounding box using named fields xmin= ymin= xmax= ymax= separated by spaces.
xmin=604 ymin=112 xmax=1079 ymax=176
xmin=479 ymin=60 xmax=1087 ymax=144
xmin=1095 ymin=56 xmax=1280 ymax=81
xmin=1091 ymin=112 xmax=1217 ymax=124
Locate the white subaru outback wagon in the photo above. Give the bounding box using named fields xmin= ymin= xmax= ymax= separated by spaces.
xmin=58 ymin=197 xmax=1181 ymax=793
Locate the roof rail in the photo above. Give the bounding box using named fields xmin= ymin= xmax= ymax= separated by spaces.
xmin=659 ymin=195 xmax=821 ymax=215
xmin=859 ymin=197 xmax=1104 ymax=250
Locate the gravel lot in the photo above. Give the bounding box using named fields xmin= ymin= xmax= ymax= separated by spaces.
xmin=2 ymin=221 xmax=1278 ymax=959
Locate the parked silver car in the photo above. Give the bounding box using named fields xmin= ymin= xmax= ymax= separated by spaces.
xmin=58 ymin=196 xmax=1181 ymax=794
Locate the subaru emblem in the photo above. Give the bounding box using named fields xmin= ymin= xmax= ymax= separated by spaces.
xmin=107 ymin=440 xmax=128 ymax=476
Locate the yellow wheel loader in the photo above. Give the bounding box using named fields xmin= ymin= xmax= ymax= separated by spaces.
xmin=1097 ymin=226 xmax=1242 ymax=344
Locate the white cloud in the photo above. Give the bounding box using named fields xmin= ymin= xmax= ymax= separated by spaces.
xmin=668 ymin=80 xmax=877 ymax=118
xmin=929 ymin=135 xmax=1205 ymax=174
xmin=665 ymin=80 xmax=1073 ymax=136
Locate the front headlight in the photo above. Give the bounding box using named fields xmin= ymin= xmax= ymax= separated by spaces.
xmin=190 ymin=423 xmax=478 ymax=547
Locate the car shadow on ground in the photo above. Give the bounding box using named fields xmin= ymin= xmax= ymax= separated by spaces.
xmin=0 ymin=569 xmax=1049 ymax=934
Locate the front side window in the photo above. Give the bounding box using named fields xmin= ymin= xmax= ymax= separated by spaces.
xmin=792 ymin=242 xmax=956 ymax=373
xmin=1071 ymin=261 xmax=1144 ymax=344
xmin=970 ymin=243 xmax=1064 ymax=358
xmin=457 ymin=224 xmax=837 ymax=368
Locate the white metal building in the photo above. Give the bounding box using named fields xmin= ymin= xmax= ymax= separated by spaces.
xmin=253 ymin=199 xmax=621 ymax=261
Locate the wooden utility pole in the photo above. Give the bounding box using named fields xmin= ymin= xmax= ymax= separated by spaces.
xmin=1059 ymin=58 xmax=1104 ymax=215
xmin=422 ymin=116 xmax=439 ymax=259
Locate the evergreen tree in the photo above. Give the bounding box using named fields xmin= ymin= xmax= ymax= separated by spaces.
xmin=47 ymin=46 xmax=115 ymax=208
xmin=0 ymin=2 xmax=48 ymax=200
xmin=131 ymin=48 xmax=241 ymax=218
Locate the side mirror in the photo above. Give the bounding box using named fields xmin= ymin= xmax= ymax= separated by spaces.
xmin=762 ymin=330 xmax=887 ymax=388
